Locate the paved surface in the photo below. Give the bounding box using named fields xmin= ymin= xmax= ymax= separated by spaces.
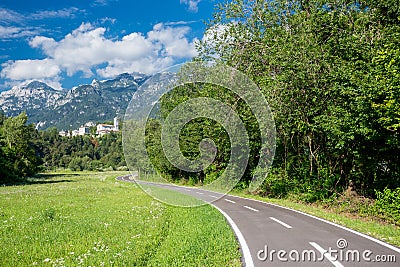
xmin=117 ymin=175 xmax=400 ymax=267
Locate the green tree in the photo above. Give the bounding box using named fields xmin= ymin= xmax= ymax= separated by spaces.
xmin=193 ymin=0 xmax=400 ymax=199
xmin=0 ymin=113 xmax=42 ymax=182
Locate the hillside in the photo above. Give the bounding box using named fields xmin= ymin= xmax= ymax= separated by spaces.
xmin=0 ymin=73 xmax=149 ymax=130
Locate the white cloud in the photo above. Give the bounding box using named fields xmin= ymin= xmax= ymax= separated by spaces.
xmin=197 ymin=23 xmax=238 ymax=61
xmin=0 ymin=7 xmax=84 ymax=23
xmin=0 ymin=7 xmax=84 ymax=40
xmin=100 ymin=17 xmax=116 ymax=24
xmin=1 ymin=59 xmax=60 ymax=80
xmin=202 ymin=24 xmax=233 ymax=43
xmin=0 ymin=25 xmax=19 ymax=36
xmin=148 ymin=23 xmax=198 ymax=58
xmin=0 ymin=25 xmax=42 ymax=39
xmin=91 ymin=0 xmax=117 ymax=7
xmin=164 ymin=20 xmax=198 ymax=26
xmin=30 ymin=7 xmax=84 ymax=20
xmin=180 ymin=0 xmax=202 ymax=13
xmin=0 ymin=8 xmax=24 ymax=24
xmin=1 ymin=22 xmax=199 ymax=84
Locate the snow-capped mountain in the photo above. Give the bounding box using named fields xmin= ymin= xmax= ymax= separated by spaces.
xmin=0 ymin=81 xmax=65 ymax=113
xmin=0 ymin=72 xmax=150 ymax=130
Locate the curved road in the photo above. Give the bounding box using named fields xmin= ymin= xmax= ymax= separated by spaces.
xmin=117 ymin=175 xmax=400 ymax=267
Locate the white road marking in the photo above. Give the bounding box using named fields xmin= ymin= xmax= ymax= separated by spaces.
xmin=225 ymin=199 xmax=236 ymax=203
xmin=244 ymin=205 xmax=259 ymax=212
xmin=227 ymin=193 xmax=400 ymax=254
xmin=119 ymin=177 xmax=400 ymax=256
xmin=212 ymin=205 xmax=254 ymax=267
xmin=184 ymin=189 xmax=191 ymax=191
xmin=309 ymin=242 xmax=344 ymax=267
xmin=269 ymin=217 xmax=293 ymax=229
xmin=209 ymin=195 xmax=218 ymax=198
xmin=196 ymin=192 xmax=204 ymax=195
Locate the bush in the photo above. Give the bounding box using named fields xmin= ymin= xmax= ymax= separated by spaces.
xmin=91 ymin=160 xmax=104 ymax=171
xmin=260 ymin=169 xmax=293 ymax=198
xmin=68 ymin=157 xmax=83 ymax=171
xmin=116 ymin=166 xmax=129 ymax=171
xmin=373 ymin=188 xmax=400 ymax=225
xmin=102 ymin=166 xmax=114 ymax=172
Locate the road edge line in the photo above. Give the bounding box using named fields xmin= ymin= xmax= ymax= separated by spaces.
xmin=211 ymin=204 xmax=255 ymax=267
xmin=117 ymin=176 xmax=255 ymax=266
xmin=117 ymin=176 xmax=400 ymax=254
xmin=228 ymin=194 xmax=400 ymax=254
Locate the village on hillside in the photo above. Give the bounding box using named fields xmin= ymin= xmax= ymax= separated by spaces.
xmin=59 ymin=117 xmax=119 ymax=137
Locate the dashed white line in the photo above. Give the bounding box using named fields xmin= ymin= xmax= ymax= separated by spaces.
xmin=269 ymin=217 xmax=293 ymax=229
xmin=225 ymin=199 xmax=236 ymax=203
xmin=209 ymin=195 xmax=218 ymax=198
xmin=196 ymin=192 xmax=204 ymax=195
xmin=120 ymin=177 xmax=400 ymax=258
xmin=309 ymin=242 xmax=344 ymax=267
xmin=243 ymin=205 xmax=259 ymax=212
xmin=226 ymin=192 xmax=400 ymax=254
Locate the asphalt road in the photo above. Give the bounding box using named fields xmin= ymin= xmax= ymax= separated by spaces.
xmin=117 ymin=175 xmax=400 ymax=267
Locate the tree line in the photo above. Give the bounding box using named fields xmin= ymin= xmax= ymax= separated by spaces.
xmin=140 ymin=0 xmax=399 ymax=202
xmin=0 ymin=112 xmax=125 ymax=184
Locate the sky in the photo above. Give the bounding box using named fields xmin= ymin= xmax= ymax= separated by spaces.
xmin=0 ymin=0 xmax=221 ymax=91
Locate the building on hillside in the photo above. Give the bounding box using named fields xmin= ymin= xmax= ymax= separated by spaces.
xmin=58 ymin=117 xmax=119 ymax=137
xmin=79 ymin=126 xmax=90 ymax=136
xmin=59 ymin=130 xmax=69 ymax=137
xmin=114 ymin=116 xmax=119 ymax=131
xmin=96 ymin=117 xmax=119 ymax=136
xmin=71 ymin=129 xmax=79 ymax=137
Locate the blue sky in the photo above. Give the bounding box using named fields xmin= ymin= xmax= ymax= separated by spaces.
xmin=0 ymin=0 xmax=220 ymax=91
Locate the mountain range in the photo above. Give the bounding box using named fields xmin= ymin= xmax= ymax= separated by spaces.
xmin=0 ymin=73 xmax=150 ymax=130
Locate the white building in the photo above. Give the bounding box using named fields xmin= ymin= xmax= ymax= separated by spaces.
xmin=59 ymin=117 xmax=119 ymax=137
xmin=96 ymin=117 xmax=119 ymax=136
xmin=114 ymin=117 xmax=119 ymax=131
xmin=78 ymin=126 xmax=90 ymax=136
xmin=85 ymin=121 xmax=96 ymax=127
xmin=59 ymin=130 xmax=69 ymax=137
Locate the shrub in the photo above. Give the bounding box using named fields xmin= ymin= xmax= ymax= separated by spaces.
xmin=68 ymin=157 xmax=83 ymax=171
xmin=373 ymin=188 xmax=400 ymax=225
xmin=260 ymin=169 xmax=293 ymax=198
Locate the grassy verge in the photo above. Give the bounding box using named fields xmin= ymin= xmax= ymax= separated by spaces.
xmin=229 ymin=190 xmax=400 ymax=247
xmin=0 ymin=171 xmax=241 ymax=266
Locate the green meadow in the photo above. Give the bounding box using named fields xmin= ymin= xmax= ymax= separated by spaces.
xmin=0 ymin=171 xmax=241 ymax=266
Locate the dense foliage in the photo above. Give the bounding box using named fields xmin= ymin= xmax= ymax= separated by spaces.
xmin=0 ymin=113 xmax=125 ymax=183
xmin=143 ymin=0 xmax=400 ymax=201
xmin=0 ymin=112 xmax=42 ymax=182
xmin=36 ymin=129 xmax=126 ymax=172
xmin=142 ymin=83 xmax=261 ymax=186
xmin=374 ymin=188 xmax=400 ymax=224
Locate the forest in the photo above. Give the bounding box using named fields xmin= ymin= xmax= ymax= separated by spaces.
xmin=136 ymin=0 xmax=400 ymax=207
xmin=0 ymin=112 xmax=125 ymax=183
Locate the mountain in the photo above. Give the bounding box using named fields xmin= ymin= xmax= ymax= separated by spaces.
xmin=0 ymin=72 xmax=150 ymax=130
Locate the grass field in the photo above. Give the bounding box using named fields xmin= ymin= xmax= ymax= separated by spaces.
xmin=0 ymin=171 xmax=241 ymax=266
